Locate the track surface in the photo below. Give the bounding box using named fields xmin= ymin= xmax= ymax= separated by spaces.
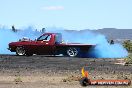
xmin=0 ymin=55 xmax=132 ymax=75
xmin=0 ymin=55 xmax=131 ymax=88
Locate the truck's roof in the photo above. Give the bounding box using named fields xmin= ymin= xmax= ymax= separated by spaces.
xmin=42 ymin=33 xmax=61 ymax=35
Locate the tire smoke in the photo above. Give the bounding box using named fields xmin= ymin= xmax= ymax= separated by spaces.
xmin=46 ymin=27 xmax=128 ymax=58
xmin=0 ymin=27 xmax=128 ymax=58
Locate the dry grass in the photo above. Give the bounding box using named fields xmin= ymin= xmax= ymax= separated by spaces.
xmin=62 ymin=75 xmax=82 ymax=82
xmin=14 ymin=76 xmax=22 ymax=84
xmin=125 ymin=53 xmax=132 ymax=65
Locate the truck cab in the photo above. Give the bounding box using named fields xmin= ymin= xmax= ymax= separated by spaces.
xmin=33 ymin=33 xmax=62 ymax=55
xmin=37 ymin=33 xmax=62 ymax=45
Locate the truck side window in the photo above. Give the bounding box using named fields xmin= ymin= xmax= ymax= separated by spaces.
xmin=37 ymin=35 xmax=51 ymax=41
xmin=46 ymin=35 xmax=51 ymax=41
xmin=55 ymin=33 xmax=62 ymax=44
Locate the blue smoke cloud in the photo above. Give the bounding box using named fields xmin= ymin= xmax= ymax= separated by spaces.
xmin=0 ymin=29 xmax=17 ymax=54
xmin=46 ymin=27 xmax=128 ymax=58
xmin=0 ymin=26 xmax=128 ymax=58
xmin=0 ymin=27 xmax=41 ymax=54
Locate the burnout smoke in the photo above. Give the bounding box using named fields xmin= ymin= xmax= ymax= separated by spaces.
xmin=0 ymin=26 xmax=41 ymax=54
xmin=46 ymin=27 xmax=128 ymax=58
xmin=0 ymin=26 xmax=128 ymax=58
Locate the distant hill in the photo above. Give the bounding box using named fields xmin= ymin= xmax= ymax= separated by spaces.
xmin=65 ymin=28 xmax=132 ymax=43
xmin=67 ymin=28 xmax=132 ymax=39
xmin=94 ymin=28 xmax=132 ymax=40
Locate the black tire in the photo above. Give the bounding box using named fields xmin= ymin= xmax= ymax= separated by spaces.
xmin=66 ymin=47 xmax=79 ymax=57
xmin=16 ymin=47 xmax=26 ymax=56
xmin=26 ymin=52 xmax=33 ymax=56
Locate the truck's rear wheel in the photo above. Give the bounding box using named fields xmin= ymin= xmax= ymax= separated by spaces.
xmin=66 ymin=47 xmax=79 ymax=57
xmin=26 ymin=52 xmax=33 ymax=56
xmin=16 ymin=47 xmax=26 ymax=56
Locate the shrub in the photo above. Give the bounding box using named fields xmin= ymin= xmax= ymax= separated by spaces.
xmin=123 ymin=40 xmax=132 ymax=53
xmin=125 ymin=53 xmax=132 ymax=64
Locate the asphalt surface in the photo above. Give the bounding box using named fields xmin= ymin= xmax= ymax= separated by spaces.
xmin=0 ymin=55 xmax=132 ymax=75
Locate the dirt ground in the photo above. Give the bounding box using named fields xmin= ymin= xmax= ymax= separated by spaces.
xmin=0 ymin=55 xmax=131 ymax=88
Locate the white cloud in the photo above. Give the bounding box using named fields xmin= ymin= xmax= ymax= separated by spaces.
xmin=41 ymin=6 xmax=64 ymax=10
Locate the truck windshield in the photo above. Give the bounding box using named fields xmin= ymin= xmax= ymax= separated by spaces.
xmin=37 ymin=35 xmax=51 ymax=41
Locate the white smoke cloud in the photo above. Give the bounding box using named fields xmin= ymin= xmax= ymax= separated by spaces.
xmin=41 ymin=6 xmax=64 ymax=10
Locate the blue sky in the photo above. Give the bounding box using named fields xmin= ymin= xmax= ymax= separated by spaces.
xmin=0 ymin=0 xmax=132 ymax=30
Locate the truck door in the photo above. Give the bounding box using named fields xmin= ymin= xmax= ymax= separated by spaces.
xmin=36 ymin=34 xmax=53 ymax=55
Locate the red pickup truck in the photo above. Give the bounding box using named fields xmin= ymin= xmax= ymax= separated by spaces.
xmin=8 ymin=33 xmax=94 ymax=57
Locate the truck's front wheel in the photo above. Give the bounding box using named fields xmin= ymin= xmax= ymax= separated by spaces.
xmin=66 ymin=47 xmax=79 ymax=57
xmin=16 ymin=47 xmax=26 ymax=56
